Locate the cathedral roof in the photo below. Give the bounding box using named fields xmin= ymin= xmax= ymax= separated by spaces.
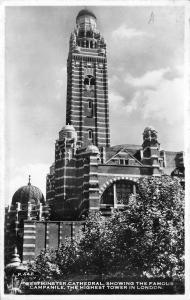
xmin=76 ymin=9 xmax=96 ymax=20
xmin=110 ymin=144 xmax=141 ymax=151
xmin=105 ymin=144 xmax=141 ymax=162
xmin=12 ymin=176 xmax=45 ymax=206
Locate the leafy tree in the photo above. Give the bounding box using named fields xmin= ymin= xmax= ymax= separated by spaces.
xmin=135 ymin=175 xmax=184 ymax=279
xmin=21 ymin=176 xmax=184 ymax=282
xmin=21 ymin=248 xmax=61 ymax=281
xmin=76 ymin=176 xmax=184 ymax=280
xmin=56 ymin=238 xmax=80 ymax=277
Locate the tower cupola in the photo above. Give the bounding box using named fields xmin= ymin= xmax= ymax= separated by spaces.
xmin=76 ymin=9 xmax=97 ymax=32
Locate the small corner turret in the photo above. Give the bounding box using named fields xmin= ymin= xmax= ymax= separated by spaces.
xmin=142 ymin=126 xmax=161 ymax=175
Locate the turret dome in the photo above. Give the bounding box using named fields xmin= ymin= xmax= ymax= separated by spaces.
xmin=12 ymin=177 xmax=45 ymax=206
xmin=76 ymin=9 xmax=97 ymax=32
xmin=86 ymin=144 xmax=100 ymax=154
xmin=63 ymin=124 xmax=76 ymax=131
xmin=76 ymin=9 xmax=96 ymax=20
xmin=59 ymin=124 xmax=77 ymax=140
xmin=143 ymin=126 xmax=158 ymax=141
xmin=143 ymin=126 xmax=156 ymax=133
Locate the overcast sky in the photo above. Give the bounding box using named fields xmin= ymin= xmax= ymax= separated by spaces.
xmin=5 ymin=5 xmax=185 ymax=205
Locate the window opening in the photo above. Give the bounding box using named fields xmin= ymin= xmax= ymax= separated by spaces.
xmin=120 ymin=159 xmax=124 ymax=165
xmin=88 ymin=129 xmax=93 ymax=140
xmin=90 ymin=77 xmax=95 ymax=85
xmin=84 ymin=75 xmax=95 ymax=90
xmin=88 ymin=100 xmax=93 ymax=109
xmin=84 ymin=77 xmax=89 ymax=85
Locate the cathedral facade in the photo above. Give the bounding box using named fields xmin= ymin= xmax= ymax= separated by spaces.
xmin=4 ymin=9 xmax=184 ymax=267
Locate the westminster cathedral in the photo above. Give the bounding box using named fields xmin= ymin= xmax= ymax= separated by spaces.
xmin=4 ymin=9 xmax=184 ymax=269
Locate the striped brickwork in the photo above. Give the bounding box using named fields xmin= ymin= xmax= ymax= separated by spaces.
xmin=22 ymin=221 xmax=36 ymax=263
xmin=66 ymin=24 xmax=110 ymax=148
xmin=142 ymin=128 xmax=161 ymax=175
xmin=4 ymin=208 xmax=17 ymax=264
xmin=45 ymin=12 xmax=166 ymax=222
xmin=88 ymin=154 xmax=100 ymax=210
xmin=46 ymin=173 xmax=55 ymax=208
xmin=22 ymin=221 xmax=85 ymax=262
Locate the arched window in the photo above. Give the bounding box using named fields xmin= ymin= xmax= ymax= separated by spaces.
xmin=86 ymin=40 xmax=89 ymax=48
xmin=101 ymin=180 xmax=136 ymax=207
xmin=84 ymin=75 xmax=95 ymax=90
xmin=88 ymin=100 xmax=93 ymax=109
xmin=90 ymin=77 xmax=95 ymax=85
xmin=84 ymin=77 xmax=89 ymax=85
xmin=86 ymin=31 xmax=91 ymax=38
xmin=88 ymin=129 xmax=93 ymax=140
xmin=87 ymin=100 xmax=93 ymax=118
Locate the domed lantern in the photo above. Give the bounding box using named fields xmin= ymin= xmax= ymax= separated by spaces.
xmin=76 ymin=9 xmax=97 ymax=32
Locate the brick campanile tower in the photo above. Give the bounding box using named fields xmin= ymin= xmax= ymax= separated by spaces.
xmin=66 ymin=9 xmax=110 ymax=148
xmin=46 ymin=8 xmax=184 ymax=222
xmin=4 ymin=8 xmax=185 ymax=265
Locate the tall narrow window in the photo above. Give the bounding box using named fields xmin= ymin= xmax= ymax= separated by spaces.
xmin=87 ymin=100 xmax=93 ymax=118
xmin=120 ymin=159 xmax=124 ymax=165
xmin=88 ymin=129 xmax=93 ymax=140
xmin=90 ymin=77 xmax=95 ymax=86
xmin=88 ymin=100 xmax=93 ymax=109
xmin=84 ymin=77 xmax=89 ymax=85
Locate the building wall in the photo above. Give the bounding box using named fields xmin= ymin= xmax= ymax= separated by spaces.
xmin=22 ymin=220 xmax=85 ymax=263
